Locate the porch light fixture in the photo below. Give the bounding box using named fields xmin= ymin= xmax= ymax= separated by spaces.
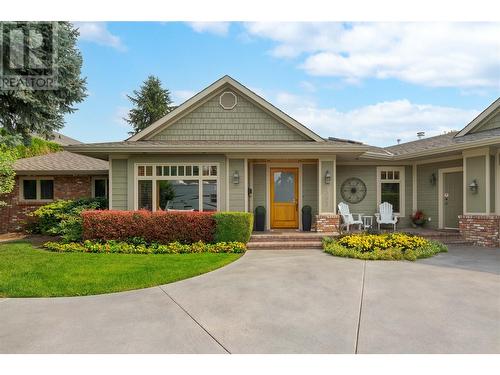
xmin=468 ymin=179 xmax=479 ymax=193
xmin=325 ymin=170 xmax=331 ymax=185
xmin=233 ymin=171 xmax=240 ymax=185
xmin=430 ymin=173 xmax=436 ymax=186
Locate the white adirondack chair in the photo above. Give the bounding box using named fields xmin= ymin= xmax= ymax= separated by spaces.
xmin=337 ymin=202 xmax=363 ymax=232
xmin=375 ymin=202 xmax=399 ymax=231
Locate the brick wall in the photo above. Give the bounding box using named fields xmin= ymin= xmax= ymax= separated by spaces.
xmin=459 ymin=215 xmax=500 ymax=247
xmin=0 ymin=175 xmax=103 ymax=233
xmin=315 ymin=214 xmax=340 ymax=233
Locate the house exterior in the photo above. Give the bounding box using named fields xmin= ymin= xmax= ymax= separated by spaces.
xmin=67 ymin=76 xmax=500 ymax=246
xmin=0 ymin=134 xmax=108 ymax=233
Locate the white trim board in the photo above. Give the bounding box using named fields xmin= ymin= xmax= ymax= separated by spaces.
xmin=438 ymin=166 xmax=463 ymax=229
xmin=376 ymin=166 xmax=405 ymax=217
xmin=133 ymin=162 xmax=221 ymax=212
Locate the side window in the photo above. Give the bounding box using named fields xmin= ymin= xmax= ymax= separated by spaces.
xmin=22 ymin=179 xmax=37 ymax=200
xmin=22 ymin=178 xmax=54 ymax=201
xmin=93 ymin=178 xmax=107 ymax=198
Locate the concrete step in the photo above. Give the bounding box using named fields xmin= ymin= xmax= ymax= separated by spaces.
xmin=247 ymin=241 xmax=323 ymax=250
xmin=250 ymin=234 xmax=327 ymax=242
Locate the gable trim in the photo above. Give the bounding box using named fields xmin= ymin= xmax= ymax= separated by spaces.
xmin=455 ymin=97 xmax=500 ymax=137
xmin=127 ymin=75 xmax=324 ymax=142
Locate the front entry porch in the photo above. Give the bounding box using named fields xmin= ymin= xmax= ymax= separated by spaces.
xmin=246 ymin=158 xmax=337 ymax=232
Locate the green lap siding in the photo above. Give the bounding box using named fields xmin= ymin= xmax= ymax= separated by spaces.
xmin=336 ymin=165 xmax=377 ymax=217
xmin=466 ymin=156 xmax=486 ymax=213
xmin=228 ymin=159 xmax=245 ymax=212
xmin=417 ymin=159 xmax=463 ymax=228
xmin=320 ymin=161 xmax=335 ymax=213
xmin=111 ymin=159 xmax=128 ymax=210
xmin=302 ymin=163 xmax=318 ymax=218
xmin=491 ymin=155 xmax=496 ymax=213
xmin=252 ymin=164 xmax=266 ymax=214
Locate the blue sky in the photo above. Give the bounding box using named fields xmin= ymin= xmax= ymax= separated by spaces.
xmin=65 ymin=22 xmax=500 ymax=146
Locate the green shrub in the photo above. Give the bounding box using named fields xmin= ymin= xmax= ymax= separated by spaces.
xmin=29 ymin=197 xmax=108 ymax=241
xmin=43 ymin=240 xmax=246 ymax=254
xmin=323 ymin=235 xmax=447 ymax=261
xmin=213 ymin=212 xmax=253 ymax=243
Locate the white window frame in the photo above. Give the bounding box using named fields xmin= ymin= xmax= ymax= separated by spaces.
xmin=19 ymin=177 xmax=55 ymax=203
xmin=134 ymin=163 xmax=220 ymax=212
xmin=376 ymin=166 xmax=405 ymax=216
xmin=91 ymin=177 xmax=108 ymax=198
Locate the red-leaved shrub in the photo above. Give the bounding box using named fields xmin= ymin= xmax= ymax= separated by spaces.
xmin=82 ymin=210 xmax=216 ymax=244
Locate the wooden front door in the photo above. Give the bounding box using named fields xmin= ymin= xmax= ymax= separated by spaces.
xmin=270 ymin=168 xmax=299 ymax=228
xmin=443 ymin=171 xmax=463 ymax=229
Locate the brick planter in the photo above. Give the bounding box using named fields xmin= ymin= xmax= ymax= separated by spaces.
xmin=315 ymin=214 xmax=340 ymax=233
xmin=459 ymin=215 xmax=500 ymax=247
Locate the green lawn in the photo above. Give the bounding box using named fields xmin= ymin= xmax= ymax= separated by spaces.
xmin=0 ymin=241 xmax=242 ymax=297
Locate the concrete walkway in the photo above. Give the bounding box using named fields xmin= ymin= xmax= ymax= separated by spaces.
xmin=0 ymin=246 xmax=499 ymax=353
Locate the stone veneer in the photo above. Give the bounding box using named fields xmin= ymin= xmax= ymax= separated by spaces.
xmin=459 ymin=215 xmax=500 ymax=247
xmin=0 ymin=175 xmax=105 ymax=233
xmin=315 ymin=214 xmax=340 ymax=233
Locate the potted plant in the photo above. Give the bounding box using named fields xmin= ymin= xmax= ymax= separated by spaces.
xmin=410 ymin=210 xmax=426 ymax=227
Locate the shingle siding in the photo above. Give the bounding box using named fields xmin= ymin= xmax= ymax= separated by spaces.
xmin=151 ymin=91 xmax=309 ymax=142
xmin=472 ymin=110 xmax=500 ymax=133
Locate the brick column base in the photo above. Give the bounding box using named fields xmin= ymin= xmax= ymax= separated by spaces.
xmin=459 ymin=215 xmax=500 ymax=247
xmin=315 ymin=214 xmax=340 ymax=233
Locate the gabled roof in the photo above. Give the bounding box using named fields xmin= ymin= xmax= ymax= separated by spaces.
xmin=127 ymin=75 xmax=325 ymax=143
xmin=13 ymin=151 xmax=108 ymax=175
xmin=455 ymin=97 xmax=500 ymax=137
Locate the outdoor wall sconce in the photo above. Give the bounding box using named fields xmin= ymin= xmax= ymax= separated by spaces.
xmin=233 ymin=171 xmax=240 ymax=185
xmin=325 ymin=170 xmax=331 ymax=185
xmin=429 ymin=173 xmax=436 ymax=186
xmin=468 ymin=179 xmax=479 ymax=193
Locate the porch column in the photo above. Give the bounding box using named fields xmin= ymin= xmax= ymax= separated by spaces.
xmin=317 ymin=157 xmax=339 ymax=232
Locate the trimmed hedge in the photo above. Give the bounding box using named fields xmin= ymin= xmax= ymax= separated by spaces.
xmin=82 ymin=210 xmax=216 ymax=244
xmin=214 ymin=212 xmax=253 ymax=243
xmin=43 ymin=240 xmax=246 ymax=254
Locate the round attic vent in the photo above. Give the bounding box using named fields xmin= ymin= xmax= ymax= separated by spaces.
xmin=219 ymin=91 xmax=237 ymax=110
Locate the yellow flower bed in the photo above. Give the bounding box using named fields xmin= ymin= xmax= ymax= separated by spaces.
xmin=337 ymin=233 xmax=429 ymax=252
xmin=323 ymin=233 xmax=447 ymax=261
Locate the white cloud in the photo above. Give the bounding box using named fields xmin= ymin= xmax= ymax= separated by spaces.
xmin=273 ymin=94 xmax=478 ymax=146
xmin=113 ymin=106 xmax=130 ymax=127
xmin=74 ymin=22 xmax=126 ymax=51
xmin=244 ymin=22 xmax=500 ymax=88
xmin=188 ymin=22 xmax=230 ymax=36
xmin=172 ymin=90 xmax=196 ymax=105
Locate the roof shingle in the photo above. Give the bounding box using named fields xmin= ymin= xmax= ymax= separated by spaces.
xmin=13 ymin=151 xmax=108 ymax=175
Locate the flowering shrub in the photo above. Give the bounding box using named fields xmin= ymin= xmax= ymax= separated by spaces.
xmin=43 ymin=240 xmax=246 ymax=254
xmin=82 ymin=210 xmax=216 ymax=244
xmin=28 ymin=198 xmax=108 ymax=242
xmin=323 ymin=233 xmax=447 ymax=261
xmin=410 ymin=210 xmax=427 ymax=226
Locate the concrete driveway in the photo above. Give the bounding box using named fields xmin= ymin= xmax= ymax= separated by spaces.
xmin=0 ymin=246 xmax=499 ymax=354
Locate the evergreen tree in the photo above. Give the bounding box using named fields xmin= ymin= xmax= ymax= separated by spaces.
xmin=0 ymin=22 xmax=87 ymax=142
xmin=125 ymin=75 xmax=173 ymax=135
